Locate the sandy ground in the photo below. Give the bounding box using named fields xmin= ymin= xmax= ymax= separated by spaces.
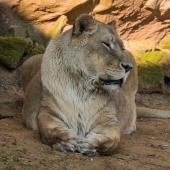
xmin=0 ymin=67 xmax=170 ymax=170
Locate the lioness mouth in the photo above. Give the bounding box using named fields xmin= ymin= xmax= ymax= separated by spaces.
xmin=99 ymin=78 xmax=123 ymax=86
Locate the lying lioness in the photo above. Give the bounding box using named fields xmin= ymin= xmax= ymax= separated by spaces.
xmin=21 ymin=14 xmax=170 ymax=155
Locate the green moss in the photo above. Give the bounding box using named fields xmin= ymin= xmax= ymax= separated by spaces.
xmin=159 ymin=35 xmax=170 ymax=49
xmin=30 ymin=44 xmax=44 ymax=55
xmin=25 ymin=42 xmax=45 ymax=56
xmin=139 ymin=51 xmax=167 ymax=65
xmin=136 ymin=51 xmax=169 ymax=92
xmin=0 ymin=36 xmax=28 ymax=68
xmin=0 ymin=36 xmax=45 ymax=69
xmin=138 ymin=63 xmax=164 ymax=92
xmin=159 ymin=56 xmax=170 ymax=77
xmin=126 ymin=40 xmax=155 ymax=59
xmin=138 ymin=64 xmax=164 ymax=84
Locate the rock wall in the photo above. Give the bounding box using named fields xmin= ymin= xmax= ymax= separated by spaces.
xmin=0 ymin=0 xmax=170 ymax=44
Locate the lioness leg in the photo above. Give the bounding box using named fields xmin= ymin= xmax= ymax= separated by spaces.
xmin=22 ymin=72 xmax=41 ymax=130
xmin=21 ymin=54 xmax=43 ymax=130
xmin=21 ymin=54 xmax=42 ymax=91
xmin=38 ymin=108 xmax=77 ymax=152
xmin=123 ymin=96 xmax=137 ymax=135
xmin=114 ymin=90 xmax=137 ymax=135
xmin=77 ymin=112 xmax=120 ymax=155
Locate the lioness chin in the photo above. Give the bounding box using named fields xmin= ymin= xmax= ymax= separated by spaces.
xmin=21 ymin=14 xmax=138 ymax=155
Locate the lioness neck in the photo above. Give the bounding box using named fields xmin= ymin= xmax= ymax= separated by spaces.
xmin=41 ymin=31 xmax=112 ymax=133
xmin=42 ymin=30 xmax=106 ymax=100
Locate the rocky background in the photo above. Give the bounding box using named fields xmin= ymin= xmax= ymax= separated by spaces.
xmin=0 ymin=0 xmax=170 ymax=93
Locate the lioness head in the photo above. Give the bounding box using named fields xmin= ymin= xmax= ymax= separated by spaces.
xmin=70 ymin=14 xmax=134 ymax=91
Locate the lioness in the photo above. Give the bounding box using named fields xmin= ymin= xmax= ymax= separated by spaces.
xmin=21 ymin=14 xmax=170 ymax=155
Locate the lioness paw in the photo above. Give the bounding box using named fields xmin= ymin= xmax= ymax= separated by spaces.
xmin=53 ymin=139 xmax=77 ymax=152
xmin=75 ymin=131 xmax=120 ymax=155
xmin=76 ymin=138 xmax=97 ymax=156
xmin=123 ymin=124 xmax=136 ymax=135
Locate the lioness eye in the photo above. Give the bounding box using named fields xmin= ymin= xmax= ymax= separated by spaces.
xmin=102 ymin=42 xmax=111 ymax=50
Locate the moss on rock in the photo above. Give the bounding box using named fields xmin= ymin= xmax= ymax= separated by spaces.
xmin=125 ymin=40 xmax=155 ymax=59
xmin=138 ymin=51 xmax=167 ymax=65
xmin=25 ymin=41 xmax=45 ymax=56
xmin=29 ymin=44 xmax=44 ymax=56
xmin=0 ymin=36 xmax=45 ymax=69
xmin=0 ymin=36 xmax=28 ymax=68
xmin=137 ymin=51 xmax=169 ymax=93
xmin=138 ymin=62 xmax=164 ymax=93
xmin=159 ymin=35 xmax=170 ymax=50
xmin=159 ymin=56 xmax=170 ymax=77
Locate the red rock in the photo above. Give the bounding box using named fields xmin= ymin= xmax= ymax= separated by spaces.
xmin=0 ymin=0 xmax=170 ymax=45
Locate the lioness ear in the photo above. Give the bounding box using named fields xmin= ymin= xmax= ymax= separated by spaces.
xmin=108 ymin=20 xmax=117 ymax=30
xmin=73 ymin=14 xmax=97 ymax=36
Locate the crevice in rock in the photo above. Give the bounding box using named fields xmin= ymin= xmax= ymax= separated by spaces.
xmin=164 ymin=76 xmax=170 ymax=86
xmin=0 ymin=115 xmax=14 ymax=120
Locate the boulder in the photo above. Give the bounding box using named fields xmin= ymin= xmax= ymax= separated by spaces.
xmin=159 ymin=34 xmax=170 ymax=50
xmin=138 ymin=62 xmax=164 ymax=93
xmin=159 ymin=55 xmax=170 ymax=94
xmin=137 ymin=51 xmax=170 ymax=93
xmin=124 ymin=40 xmax=155 ymax=58
xmin=0 ymin=36 xmax=44 ymax=69
xmin=0 ymin=37 xmax=28 ymax=69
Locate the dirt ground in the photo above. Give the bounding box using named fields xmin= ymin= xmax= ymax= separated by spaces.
xmin=0 ymin=67 xmax=170 ymax=170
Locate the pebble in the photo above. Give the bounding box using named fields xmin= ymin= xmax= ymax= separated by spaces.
xmin=158 ymin=144 xmax=168 ymax=149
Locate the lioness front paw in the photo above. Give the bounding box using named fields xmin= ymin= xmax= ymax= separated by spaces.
xmin=76 ymin=138 xmax=97 ymax=156
xmin=53 ymin=139 xmax=77 ymax=152
xmin=123 ymin=124 xmax=136 ymax=135
xmin=82 ymin=131 xmax=120 ymax=155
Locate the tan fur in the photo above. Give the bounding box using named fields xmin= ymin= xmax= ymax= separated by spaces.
xmin=137 ymin=107 xmax=170 ymax=119
xmin=21 ymin=14 xmax=170 ymax=155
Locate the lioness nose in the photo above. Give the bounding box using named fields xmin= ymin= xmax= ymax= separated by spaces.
xmin=121 ymin=64 xmax=133 ymax=73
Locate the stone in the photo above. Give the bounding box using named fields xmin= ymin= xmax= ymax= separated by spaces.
xmin=0 ymin=36 xmax=45 ymax=69
xmin=0 ymin=0 xmax=170 ymax=45
xmin=159 ymin=34 xmax=170 ymax=50
xmin=0 ymin=36 xmax=28 ymax=69
xmin=138 ymin=62 xmax=164 ymax=93
xmin=47 ymin=15 xmax=68 ymax=38
xmin=124 ymin=40 xmax=155 ymax=58
xmin=159 ymin=55 xmax=170 ymax=94
xmin=159 ymin=56 xmax=170 ymax=77
xmin=137 ymin=51 xmax=169 ymax=93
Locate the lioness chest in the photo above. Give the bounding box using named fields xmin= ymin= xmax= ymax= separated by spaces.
xmin=42 ymin=86 xmax=116 ymax=136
